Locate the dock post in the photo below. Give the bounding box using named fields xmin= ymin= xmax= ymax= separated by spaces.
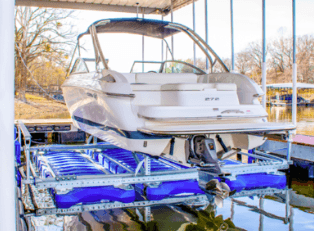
xmin=259 ymin=196 xmax=264 ymax=231
xmin=285 ymin=189 xmax=290 ymax=224
xmin=205 ymin=0 xmax=209 ymax=71
xmin=292 ymin=0 xmax=297 ymax=127
xmin=171 ymin=0 xmax=174 ymax=59
xmin=286 ymin=131 xmax=293 ymax=161
xmin=193 ymin=0 xmax=196 ymax=66
xmin=0 ymin=0 xmax=16 ymax=229
xmin=230 ymin=0 xmax=235 ymax=71
xmin=262 ymin=0 xmax=267 ymax=108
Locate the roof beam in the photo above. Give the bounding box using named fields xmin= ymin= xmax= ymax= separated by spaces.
xmin=15 ymin=0 xmax=161 ymax=14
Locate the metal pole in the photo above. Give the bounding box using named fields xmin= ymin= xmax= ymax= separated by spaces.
xmin=292 ymin=0 xmax=297 ymax=127
xmin=162 ymin=15 xmax=164 ymax=61
xmin=205 ymin=0 xmax=209 ymax=71
xmin=259 ymin=196 xmax=264 ymax=231
xmin=171 ymin=0 xmax=174 ymax=59
xmin=142 ymin=11 xmax=145 ymax=72
xmin=0 ymin=0 xmax=16 ymax=230
xmin=285 ymin=189 xmax=290 ymax=224
xmin=136 ymin=2 xmax=139 ymax=18
xmin=286 ymin=131 xmax=293 ymax=161
xmin=262 ymin=0 xmax=267 ymax=109
xmin=230 ymin=0 xmax=235 ymax=71
xmin=193 ymin=0 xmax=196 ymax=66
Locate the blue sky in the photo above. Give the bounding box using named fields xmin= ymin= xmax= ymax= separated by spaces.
xmin=73 ymin=0 xmax=314 ymax=72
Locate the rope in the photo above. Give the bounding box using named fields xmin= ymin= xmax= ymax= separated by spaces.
xmin=15 ymin=44 xmax=65 ymax=104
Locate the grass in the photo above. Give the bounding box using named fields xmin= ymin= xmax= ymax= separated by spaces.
xmin=15 ymin=94 xmax=70 ymax=119
xmin=291 ymin=183 xmax=314 ymax=198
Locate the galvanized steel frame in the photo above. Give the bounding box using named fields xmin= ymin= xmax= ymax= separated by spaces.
xmin=35 ymin=194 xmax=208 ymax=216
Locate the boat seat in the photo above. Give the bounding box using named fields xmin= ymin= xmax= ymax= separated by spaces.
xmin=135 ymin=73 xmax=198 ymax=84
xmin=131 ymin=83 xmax=237 ymax=91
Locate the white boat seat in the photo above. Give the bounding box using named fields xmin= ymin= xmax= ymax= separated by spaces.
xmin=135 ymin=73 xmax=198 ymax=84
xmin=131 ymin=83 xmax=237 ymax=91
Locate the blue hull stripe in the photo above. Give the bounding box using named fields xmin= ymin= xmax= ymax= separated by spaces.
xmin=73 ymin=116 xmax=171 ymax=140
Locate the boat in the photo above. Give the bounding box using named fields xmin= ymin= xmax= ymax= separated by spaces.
xmin=62 ymin=18 xmax=295 ymax=168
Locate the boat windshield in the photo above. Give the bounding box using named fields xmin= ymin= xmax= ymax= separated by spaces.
xmin=130 ymin=61 xmax=163 ymax=73
xmin=130 ymin=60 xmax=206 ymax=74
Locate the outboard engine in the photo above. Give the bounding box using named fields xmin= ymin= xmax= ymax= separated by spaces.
xmin=188 ymin=135 xmax=222 ymax=173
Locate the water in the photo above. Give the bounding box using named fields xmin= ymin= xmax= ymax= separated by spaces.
xmin=267 ymin=106 xmax=314 ymax=136
xmin=28 ymin=177 xmax=314 ymax=231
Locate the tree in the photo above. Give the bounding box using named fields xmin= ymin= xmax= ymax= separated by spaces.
xmin=296 ymin=35 xmax=314 ymax=83
xmin=15 ymin=7 xmax=75 ymax=101
xmin=235 ymin=49 xmax=251 ymax=75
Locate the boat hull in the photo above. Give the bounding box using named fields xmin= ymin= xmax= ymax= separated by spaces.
xmin=62 ymin=83 xmax=171 ymax=156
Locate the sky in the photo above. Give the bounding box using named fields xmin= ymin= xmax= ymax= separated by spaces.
xmin=71 ymin=0 xmax=314 ymax=72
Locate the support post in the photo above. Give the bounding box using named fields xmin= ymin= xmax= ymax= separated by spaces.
xmin=292 ymin=0 xmax=297 ymax=127
xmin=144 ymin=207 xmax=151 ymax=222
xmin=285 ymin=189 xmax=290 ymax=224
xmin=193 ymin=0 xmax=196 ymax=66
xmin=230 ymin=0 xmax=235 ymax=71
xmin=205 ymin=0 xmax=209 ymax=71
xmin=0 ymin=0 xmax=16 ymax=230
xmin=230 ymin=199 xmax=234 ymax=221
xmin=161 ymin=16 xmax=164 ymax=61
xmin=171 ymin=0 xmax=174 ymax=59
xmin=262 ymin=0 xmax=267 ymax=108
xmin=142 ymin=11 xmax=145 ymax=72
xmin=259 ymin=197 xmax=264 ymax=231
xmin=286 ymin=131 xmax=293 ymax=161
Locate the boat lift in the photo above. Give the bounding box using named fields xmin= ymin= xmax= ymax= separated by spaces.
xmin=16 ymin=119 xmax=293 ymax=217
xmin=1 ymin=0 xmax=300 ymax=229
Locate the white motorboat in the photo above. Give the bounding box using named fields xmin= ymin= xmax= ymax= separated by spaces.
xmin=62 ymin=18 xmax=295 ymax=167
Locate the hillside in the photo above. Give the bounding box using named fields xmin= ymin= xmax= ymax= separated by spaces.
xmin=15 ymin=94 xmax=70 ymax=120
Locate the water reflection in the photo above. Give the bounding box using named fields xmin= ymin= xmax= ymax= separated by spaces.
xmin=267 ymin=106 xmax=314 ymax=136
xmin=28 ymin=177 xmax=314 ymax=231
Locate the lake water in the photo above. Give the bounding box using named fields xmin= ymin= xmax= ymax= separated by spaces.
xmin=28 ymin=176 xmax=314 ymax=231
xmin=267 ymin=106 xmax=314 ymax=136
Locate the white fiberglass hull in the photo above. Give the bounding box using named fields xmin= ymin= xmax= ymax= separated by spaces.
xmin=62 ymin=78 xmax=172 ymax=155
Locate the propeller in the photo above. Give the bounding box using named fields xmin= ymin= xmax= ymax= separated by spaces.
xmin=205 ymin=179 xmax=236 ymax=208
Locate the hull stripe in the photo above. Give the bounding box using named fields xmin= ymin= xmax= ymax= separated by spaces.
xmin=73 ymin=116 xmax=171 ymax=140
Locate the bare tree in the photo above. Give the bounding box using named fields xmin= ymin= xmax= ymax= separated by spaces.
xmin=235 ymin=49 xmax=251 ymax=75
xmin=297 ymin=35 xmax=314 ymax=83
xmin=268 ymin=37 xmax=293 ymax=73
xmin=15 ymin=7 xmax=75 ymax=101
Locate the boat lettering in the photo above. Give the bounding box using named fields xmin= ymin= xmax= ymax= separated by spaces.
xmin=87 ymin=92 xmax=98 ymax=99
xmin=205 ymin=97 xmax=219 ymax=101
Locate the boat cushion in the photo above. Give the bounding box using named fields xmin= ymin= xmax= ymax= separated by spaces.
xmin=215 ymin=83 xmax=237 ymax=91
xmin=131 ymin=83 xmax=237 ymax=91
xmin=135 ymin=73 xmax=198 ymax=84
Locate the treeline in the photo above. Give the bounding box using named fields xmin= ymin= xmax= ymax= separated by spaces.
xmin=195 ymin=35 xmax=314 ymax=84
xmin=15 ymin=7 xmax=74 ymax=101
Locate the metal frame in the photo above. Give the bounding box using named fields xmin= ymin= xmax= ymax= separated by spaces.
xmin=17 ymin=120 xmax=294 ymax=187
xmin=231 ymin=188 xmax=292 ymax=226
xmin=34 ymin=194 xmax=208 ymax=216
